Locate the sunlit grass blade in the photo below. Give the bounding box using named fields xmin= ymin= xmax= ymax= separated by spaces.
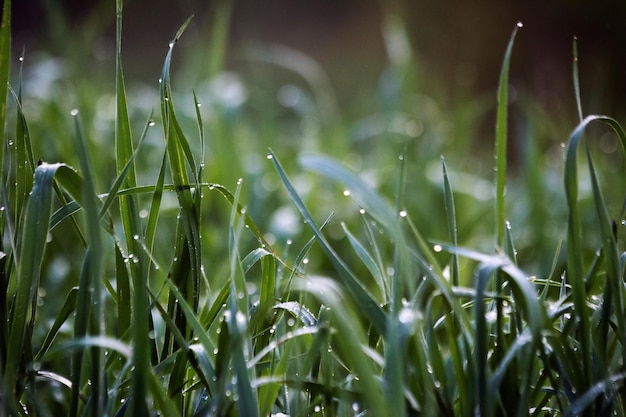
xmin=269 ymin=150 xmax=387 ymax=335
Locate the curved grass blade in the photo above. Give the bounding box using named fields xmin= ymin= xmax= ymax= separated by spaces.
xmin=3 ymin=163 xmax=73 ymax=410
xmin=585 ymin=136 xmax=626 ymax=378
xmin=572 ymin=37 xmax=583 ymax=122
xmin=160 ymin=15 xmax=202 ymax=316
xmin=269 ymin=150 xmax=387 ymax=335
xmin=564 ymin=115 xmax=626 ymax=394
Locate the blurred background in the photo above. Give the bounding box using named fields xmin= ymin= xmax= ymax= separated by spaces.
xmin=7 ymin=0 xmax=626 ymax=281
xmin=12 ymin=0 xmax=626 ymax=117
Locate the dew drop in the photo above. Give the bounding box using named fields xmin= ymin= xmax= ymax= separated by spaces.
xmin=266 ymin=153 xmax=273 ymax=160
xmin=516 ymin=21 xmax=524 ymax=28
xmin=343 ymin=189 xmax=351 ymax=197
xmin=359 ymin=208 xmax=366 ymax=215
xmin=286 ymin=239 xmax=293 ymax=245
xmin=237 ymin=178 xmax=243 ymax=185
xmin=399 ymin=210 xmax=407 ymax=218
xmin=148 ymin=120 xmax=156 ymax=127
xmin=302 ymin=258 xmax=309 ymax=265
xmin=168 ymin=41 xmax=175 ymax=48
xmin=18 ymin=56 xmax=24 ymax=62
xmin=70 ymin=109 xmax=79 ymax=116
xmin=433 ymin=244 xmax=443 ymax=253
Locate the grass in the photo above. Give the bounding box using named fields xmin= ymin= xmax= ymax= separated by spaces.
xmin=2 ymin=0 xmax=626 ymax=415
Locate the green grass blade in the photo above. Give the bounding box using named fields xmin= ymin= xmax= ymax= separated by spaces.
xmin=441 ymin=156 xmax=460 ymax=286
xmin=4 ymin=162 xmax=67 ymax=410
xmin=160 ymin=16 xmax=202 ymax=317
xmin=563 ymin=115 xmax=626 ymax=394
xmin=34 ymin=287 xmax=77 ymax=362
xmin=572 ymin=37 xmax=583 ymax=122
xmin=585 ymin=140 xmax=626 ymax=377
xmin=9 ymin=85 xmax=34 ymax=228
xmin=269 ymin=150 xmax=387 ymax=335
xmin=475 ymin=262 xmax=500 ymax=417
xmin=68 ymin=111 xmax=105 ymax=417
xmin=341 ymin=222 xmax=385 ymax=298
xmin=115 ymin=0 xmax=136 ymax=189
xmin=495 ymin=22 xmax=521 ymax=246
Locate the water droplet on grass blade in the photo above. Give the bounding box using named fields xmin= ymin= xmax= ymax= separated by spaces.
xmin=399 ymin=210 xmax=407 ymax=218
xmin=343 ymin=189 xmax=351 ymax=197
xmin=266 ymin=153 xmax=273 ymax=160
xmin=148 ymin=120 xmax=156 ymax=127
xmin=516 ymin=21 xmax=524 ymax=28
xmin=70 ymin=109 xmax=79 ymax=116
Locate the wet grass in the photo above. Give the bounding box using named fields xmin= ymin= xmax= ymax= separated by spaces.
xmin=2 ymin=0 xmax=626 ymax=416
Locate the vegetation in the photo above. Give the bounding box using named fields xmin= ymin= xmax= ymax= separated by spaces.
xmin=1 ymin=0 xmax=626 ymax=416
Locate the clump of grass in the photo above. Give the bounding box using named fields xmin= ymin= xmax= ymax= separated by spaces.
xmin=1 ymin=0 xmax=626 ymax=416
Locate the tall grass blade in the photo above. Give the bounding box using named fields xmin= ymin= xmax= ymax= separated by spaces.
xmin=572 ymin=37 xmax=583 ymax=122
xmin=441 ymin=156 xmax=460 ymax=286
xmin=69 ymin=112 xmax=105 ymax=416
xmin=495 ymin=22 xmax=521 ymax=246
xmin=115 ymin=1 xmax=150 ymax=414
xmin=160 ymin=15 xmax=202 ymax=318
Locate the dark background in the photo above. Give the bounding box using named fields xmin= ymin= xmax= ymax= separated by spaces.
xmin=10 ymin=0 xmax=626 ymax=118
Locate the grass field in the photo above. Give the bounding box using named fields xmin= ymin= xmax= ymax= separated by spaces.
xmin=2 ymin=0 xmax=626 ymax=416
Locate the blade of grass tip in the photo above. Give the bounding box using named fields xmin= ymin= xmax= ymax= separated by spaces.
xmin=572 ymin=37 xmax=583 ymax=122
xmin=564 ymin=115 xmax=626 ymax=394
xmin=441 ymin=156 xmax=460 ymax=287
xmin=10 ymin=83 xmax=34 ymax=227
xmin=115 ymin=0 xmax=136 ymax=189
xmin=495 ymin=22 xmax=522 ymax=247
xmin=161 ymin=16 xmax=202 ymax=314
xmin=0 ymin=0 xmax=10 ymax=179
xmin=4 ymin=163 xmax=65 ymax=411
xmin=268 ymin=150 xmax=387 ymax=335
